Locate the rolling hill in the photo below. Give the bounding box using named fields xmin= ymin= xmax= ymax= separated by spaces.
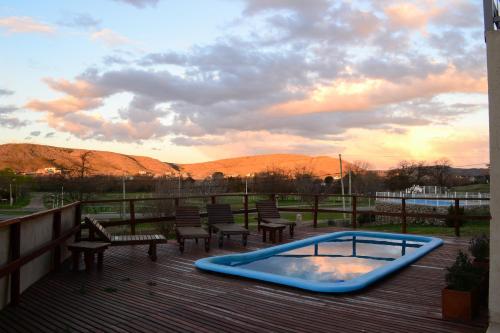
xmin=0 ymin=143 xmax=350 ymax=179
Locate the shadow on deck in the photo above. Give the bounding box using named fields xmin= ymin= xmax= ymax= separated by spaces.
xmin=0 ymin=226 xmax=489 ymax=333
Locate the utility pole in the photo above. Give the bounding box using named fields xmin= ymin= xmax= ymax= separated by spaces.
xmin=61 ymin=186 xmax=64 ymax=207
xmin=348 ymin=169 xmax=352 ymax=206
xmin=122 ymin=174 xmax=126 ymax=218
xmin=339 ymin=154 xmax=346 ymax=219
xmin=178 ymin=172 xmax=181 ymax=197
xmin=9 ymin=183 xmax=13 ymax=206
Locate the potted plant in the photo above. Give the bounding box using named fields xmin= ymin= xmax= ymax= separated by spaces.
xmin=469 ymin=234 xmax=490 ymax=270
xmin=469 ymin=234 xmax=490 ymax=304
xmin=442 ymin=251 xmax=481 ymax=321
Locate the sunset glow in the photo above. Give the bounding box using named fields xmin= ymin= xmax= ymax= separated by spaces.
xmin=0 ymin=0 xmax=488 ymax=169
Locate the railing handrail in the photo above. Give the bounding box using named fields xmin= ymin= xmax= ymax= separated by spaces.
xmin=0 ymin=201 xmax=81 ymax=228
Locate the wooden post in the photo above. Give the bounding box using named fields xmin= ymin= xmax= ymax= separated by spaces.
xmin=244 ymin=194 xmax=249 ymax=229
xmin=351 ymin=195 xmax=357 ymax=229
xmin=129 ymin=200 xmax=136 ymax=235
xmin=454 ymin=199 xmax=460 ymax=237
xmin=9 ymin=223 xmax=21 ymax=306
xmin=174 ymin=197 xmax=179 ymax=208
xmin=313 ymin=195 xmax=319 ymax=228
xmin=211 ymin=195 xmax=216 ymax=204
xmin=74 ymin=202 xmax=82 ymax=242
xmin=401 ymin=198 xmax=407 ymax=234
xmin=270 ymin=193 xmax=276 ymax=202
xmin=53 ymin=210 xmax=62 ymax=271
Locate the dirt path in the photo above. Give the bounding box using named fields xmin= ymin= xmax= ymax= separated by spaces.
xmin=24 ymin=192 xmax=45 ymax=211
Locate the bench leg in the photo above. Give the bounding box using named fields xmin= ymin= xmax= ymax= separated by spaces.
xmin=262 ymin=230 xmax=267 ymax=242
xmin=218 ymin=232 xmax=224 ymax=248
xmin=84 ymin=252 xmax=94 ymax=273
xmin=290 ymin=225 xmax=294 ymax=238
xmin=204 ymin=238 xmax=210 ymax=252
xmin=97 ymin=251 xmax=104 ymax=270
xmin=71 ymin=251 xmax=80 ymax=272
xmin=150 ymin=242 xmax=157 ymax=261
xmin=278 ymin=229 xmax=283 ymax=243
xmin=270 ymin=231 xmax=276 ymax=244
xmin=242 ymin=234 xmax=247 ymax=246
xmin=179 ymin=238 xmax=185 ymax=254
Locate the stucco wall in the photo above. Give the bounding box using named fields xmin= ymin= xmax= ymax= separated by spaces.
xmin=0 ymin=205 xmax=77 ymax=311
xmin=487 ymin=30 xmax=500 ymax=333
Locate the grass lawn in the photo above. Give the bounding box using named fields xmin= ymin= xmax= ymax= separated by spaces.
xmin=0 ymin=194 xmax=31 ymax=209
xmin=359 ymin=220 xmax=490 ymax=237
xmin=451 ymin=184 xmax=490 ymax=193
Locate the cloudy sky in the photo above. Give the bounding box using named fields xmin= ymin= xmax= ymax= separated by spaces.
xmin=0 ymin=0 xmax=489 ymax=169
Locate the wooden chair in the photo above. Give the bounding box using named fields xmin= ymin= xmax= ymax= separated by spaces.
xmin=175 ymin=207 xmax=210 ymax=253
xmin=256 ymin=200 xmax=296 ymax=237
xmin=84 ymin=217 xmax=167 ymax=261
xmin=206 ymin=204 xmax=249 ymax=248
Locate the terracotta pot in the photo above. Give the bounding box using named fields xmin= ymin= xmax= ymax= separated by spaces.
xmin=472 ymin=259 xmax=490 ymax=272
xmin=442 ymin=287 xmax=479 ymax=322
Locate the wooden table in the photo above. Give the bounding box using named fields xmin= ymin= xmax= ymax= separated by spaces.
xmin=67 ymin=242 xmax=111 ymax=272
xmin=260 ymin=223 xmax=286 ymax=243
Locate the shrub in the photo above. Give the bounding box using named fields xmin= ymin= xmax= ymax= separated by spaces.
xmin=469 ymin=234 xmax=489 ymax=262
xmin=445 ymin=250 xmax=482 ymax=291
xmin=444 ymin=205 xmax=465 ymax=227
xmin=357 ymin=212 xmax=375 ymax=225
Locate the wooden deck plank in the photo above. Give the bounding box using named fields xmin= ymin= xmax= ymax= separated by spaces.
xmin=0 ymin=226 xmax=488 ymax=333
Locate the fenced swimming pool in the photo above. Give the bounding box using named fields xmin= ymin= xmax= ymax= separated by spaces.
xmin=376 ymin=191 xmax=490 ymax=207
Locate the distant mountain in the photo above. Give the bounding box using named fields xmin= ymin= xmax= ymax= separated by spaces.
xmin=179 ymin=154 xmax=351 ymax=179
xmin=0 ymin=143 xmax=177 ymax=176
xmin=0 ymin=143 xmax=351 ymax=179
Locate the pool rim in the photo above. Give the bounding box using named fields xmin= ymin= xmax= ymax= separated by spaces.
xmin=194 ymin=231 xmax=443 ymax=293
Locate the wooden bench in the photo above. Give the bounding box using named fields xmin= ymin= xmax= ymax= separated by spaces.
xmin=67 ymin=241 xmax=110 ymax=272
xmin=256 ymin=200 xmax=296 ymax=238
xmin=84 ymin=217 xmax=167 ymax=261
xmin=206 ymin=204 xmax=249 ymax=248
xmin=175 ymin=207 xmax=210 ymax=253
xmin=260 ymin=223 xmax=286 ymax=243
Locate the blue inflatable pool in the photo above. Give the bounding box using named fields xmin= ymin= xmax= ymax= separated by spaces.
xmin=195 ymin=231 xmax=443 ymax=293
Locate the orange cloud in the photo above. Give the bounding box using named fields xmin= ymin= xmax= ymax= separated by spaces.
xmin=384 ymin=2 xmax=443 ymax=31
xmin=26 ymin=96 xmax=102 ymax=114
xmin=269 ymin=67 xmax=486 ymax=115
xmin=0 ymin=16 xmax=54 ymax=34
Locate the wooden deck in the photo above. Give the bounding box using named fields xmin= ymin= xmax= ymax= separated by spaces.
xmin=0 ymin=226 xmax=488 ymax=333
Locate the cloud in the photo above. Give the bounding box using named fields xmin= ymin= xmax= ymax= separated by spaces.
xmin=0 ymin=16 xmax=54 ymax=34
xmin=0 ymin=89 xmax=13 ymax=96
xmin=45 ymin=132 xmax=55 ymax=138
xmin=0 ymin=104 xmax=27 ymax=128
xmin=91 ymin=29 xmax=132 ymax=47
xmin=24 ymin=0 xmax=487 ymax=159
xmin=111 ymin=0 xmax=159 ymax=8
xmin=30 ymin=131 xmax=41 ymax=137
xmin=58 ymin=13 xmax=101 ymax=29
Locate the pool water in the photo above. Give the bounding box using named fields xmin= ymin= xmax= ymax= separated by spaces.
xmin=228 ymin=237 xmax=424 ymax=283
xmin=195 ymin=231 xmax=442 ymax=293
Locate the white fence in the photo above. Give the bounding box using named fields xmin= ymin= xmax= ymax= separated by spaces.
xmin=375 ymin=191 xmax=490 ymax=207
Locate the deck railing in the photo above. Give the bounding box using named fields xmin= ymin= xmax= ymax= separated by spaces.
xmin=0 ymin=192 xmax=491 ymax=309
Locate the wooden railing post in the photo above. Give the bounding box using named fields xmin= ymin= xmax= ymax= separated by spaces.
xmin=9 ymin=223 xmax=21 ymax=306
xmin=244 ymin=194 xmax=249 ymax=229
xmin=129 ymin=200 xmax=136 ymax=235
xmin=351 ymin=195 xmax=357 ymax=229
xmin=174 ymin=197 xmax=179 ymax=208
xmin=211 ymin=195 xmax=216 ymax=204
xmin=454 ymin=199 xmax=460 ymax=237
xmin=270 ymin=193 xmax=276 ymax=203
xmin=52 ymin=210 xmax=62 ymax=271
xmin=401 ymin=198 xmax=407 ymax=234
xmin=74 ymin=202 xmax=82 ymax=242
xmin=313 ymin=195 xmax=319 ymax=228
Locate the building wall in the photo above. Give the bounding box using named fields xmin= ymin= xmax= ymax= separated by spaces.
xmin=0 ymin=205 xmax=77 ymax=311
xmin=487 ymin=30 xmax=500 ymax=333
